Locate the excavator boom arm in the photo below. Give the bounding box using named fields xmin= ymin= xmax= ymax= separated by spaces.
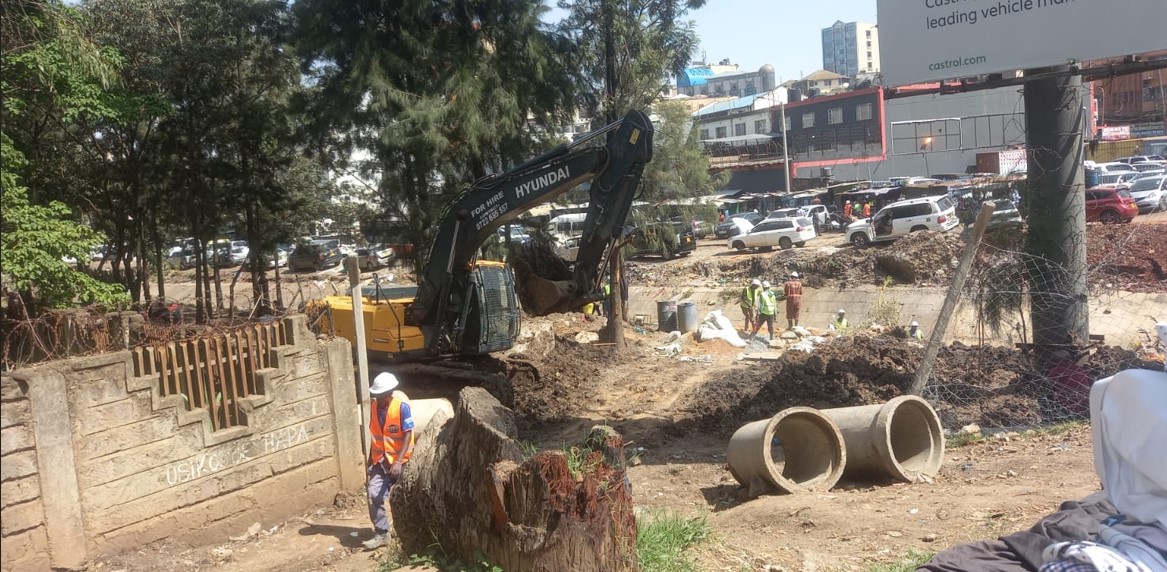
xmin=410 ymin=110 xmax=654 ymax=353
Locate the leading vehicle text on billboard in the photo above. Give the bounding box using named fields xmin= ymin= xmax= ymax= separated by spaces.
xmin=878 ymin=0 xmax=1167 ymax=87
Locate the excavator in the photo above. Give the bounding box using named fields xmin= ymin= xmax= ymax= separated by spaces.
xmin=319 ymin=110 xmax=654 ymax=359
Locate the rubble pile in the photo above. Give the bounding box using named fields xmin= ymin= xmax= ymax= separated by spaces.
xmin=1086 ymin=224 xmax=1167 ymax=293
xmin=873 ymin=230 xmax=962 ymax=285
xmin=506 ymin=335 xmax=641 ymax=422
xmin=678 ymin=335 xmax=1159 ymax=433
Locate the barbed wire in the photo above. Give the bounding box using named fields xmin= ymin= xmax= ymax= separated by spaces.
xmin=919 ymin=206 xmax=1165 ymax=430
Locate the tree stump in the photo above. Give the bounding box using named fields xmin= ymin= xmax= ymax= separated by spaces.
xmin=391 ymin=387 xmax=637 ymax=571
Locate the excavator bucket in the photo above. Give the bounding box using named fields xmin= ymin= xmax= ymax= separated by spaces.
xmin=522 ymin=276 xmax=579 ymax=315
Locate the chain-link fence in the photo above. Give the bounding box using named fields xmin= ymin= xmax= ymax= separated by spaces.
xmin=917 ymin=210 xmax=1165 ymax=431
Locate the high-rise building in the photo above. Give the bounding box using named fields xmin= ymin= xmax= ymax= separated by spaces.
xmin=821 ymin=21 xmax=880 ymax=79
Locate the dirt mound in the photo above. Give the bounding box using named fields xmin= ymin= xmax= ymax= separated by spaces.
xmin=874 ymin=230 xmax=962 ymax=285
xmin=676 ymin=335 xmax=1159 ymax=434
xmin=1087 ymin=224 xmax=1167 ymax=293
xmin=506 ymin=335 xmax=639 ymax=422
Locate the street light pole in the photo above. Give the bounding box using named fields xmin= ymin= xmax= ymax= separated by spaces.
xmin=780 ymin=101 xmax=792 ymax=193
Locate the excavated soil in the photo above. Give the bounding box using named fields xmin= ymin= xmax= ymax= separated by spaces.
xmin=506 ymin=335 xmax=642 ymax=423
xmin=626 ymin=225 xmax=1166 ymax=292
xmin=675 ymin=335 xmax=1160 ymax=434
xmin=1086 ymin=224 xmax=1167 ymax=293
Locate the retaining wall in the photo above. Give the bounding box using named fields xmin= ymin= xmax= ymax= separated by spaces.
xmin=628 ymin=285 xmax=1163 ymax=347
xmin=1 ymin=374 xmax=49 ymax=571
xmin=0 ymin=315 xmax=363 ymax=571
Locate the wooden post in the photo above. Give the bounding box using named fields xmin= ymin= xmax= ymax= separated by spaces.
xmin=909 ymin=203 xmax=995 ymax=395
xmin=346 ymin=255 xmax=371 ymax=464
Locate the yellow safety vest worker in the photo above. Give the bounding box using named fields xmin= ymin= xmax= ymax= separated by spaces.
xmin=739 ymin=286 xmax=757 ymax=308
xmin=833 ymin=317 xmax=848 ymax=330
xmin=369 ymin=394 xmax=415 ymax=465
xmin=758 ymin=290 xmax=778 ymax=316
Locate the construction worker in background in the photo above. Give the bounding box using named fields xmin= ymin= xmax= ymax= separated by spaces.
xmin=862 ymin=201 xmax=872 ymax=218
xmin=739 ymin=279 xmax=761 ymax=331
xmin=783 ymin=271 xmax=803 ymax=330
xmin=751 ymin=280 xmax=778 ymax=340
xmin=363 ymin=372 xmax=415 ymax=550
xmin=601 ymin=279 xmax=612 ymax=317
xmin=907 ymin=320 xmax=924 ymax=340
xmin=843 ymin=200 xmax=853 ymax=219
xmin=829 ymin=309 xmax=848 ymax=331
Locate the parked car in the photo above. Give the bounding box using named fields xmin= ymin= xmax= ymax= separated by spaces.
xmin=728 ymin=216 xmax=816 ymax=251
xmin=764 ymin=208 xmax=801 ymax=221
xmin=555 ymin=235 xmax=581 ymax=262
xmin=984 ymin=199 xmax=1024 ymax=231
xmin=626 ymin=222 xmax=696 ymax=260
xmin=846 ymin=196 xmax=959 ymax=248
xmin=1096 ymin=162 xmax=1138 ymax=174
xmin=266 ymin=248 xmax=289 ymax=269
xmin=288 ymin=239 xmax=343 ymax=272
xmin=90 ymin=245 xmax=107 ymax=261
xmin=228 ymin=242 xmax=250 ymax=266
xmin=496 ymin=225 xmax=531 ymax=243
xmin=1116 ymin=155 xmax=1165 ymax=164
xmin=801 ymin=204 xmax=830 ymax=227
xmin=1126 ymin=175 xmax=1167 ymax=214
xmin=355 ymin=245 xmax=394 ymax=271
xmin=714 ymin=212 xmax=763 ymax=238
xmin=1084 ymin=188 xmax=1138 ymax=224
xmin=1129 ymin=161 xmax=1166 ymax=173
xmin=671 ymin=216 xmax=713 ymax=239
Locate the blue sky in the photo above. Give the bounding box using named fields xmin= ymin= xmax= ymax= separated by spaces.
xmin=545 ymin=0 xmax=879 ymax=84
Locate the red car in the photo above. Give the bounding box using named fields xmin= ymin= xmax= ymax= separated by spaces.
xmin=1084 ymin=188 xmax=1138 ymax=223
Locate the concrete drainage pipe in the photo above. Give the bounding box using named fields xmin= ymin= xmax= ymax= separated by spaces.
xmin=821 ymin=395 xmax=944 ymax=482
xmin=409 ymin=398 xmax=454 ymax=434
xmin=727 ymin=407 xmax=846 ymax=497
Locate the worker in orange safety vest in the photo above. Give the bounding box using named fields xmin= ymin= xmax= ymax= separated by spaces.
xmin=363 ymin=372 xmax=415 ymax=550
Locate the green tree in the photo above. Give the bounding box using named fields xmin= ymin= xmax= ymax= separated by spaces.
xmin=640 ymin=101 xmax=728 ymax=204
xmin=293 ymin=0 xmax=578 ymax=274
xmin=1 ymin=0 xmax=128 ymax=312
xmin=557 ymin=0 xmax=702 ymax=122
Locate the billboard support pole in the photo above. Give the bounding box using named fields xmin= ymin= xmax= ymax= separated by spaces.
xmin=1021 ymin=64 xmax=1090 ymax=366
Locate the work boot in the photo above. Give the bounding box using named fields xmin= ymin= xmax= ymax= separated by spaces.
xmin=362 ymin=532 xmax=388 ymax=550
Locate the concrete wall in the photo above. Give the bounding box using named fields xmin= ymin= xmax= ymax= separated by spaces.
xmin=801 ymin=85 xmax=1027 ymax=181
xmin=1 ymin=374 xmax=49 ymax=571
xmin=1 ymin=315 xmax=363 ymax=571
xmin=628 ymin=285 xmax=1162 ymax=348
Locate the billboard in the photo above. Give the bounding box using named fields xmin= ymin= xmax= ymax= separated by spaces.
xmin=877 ymin=0 xmax=1167 ymax=87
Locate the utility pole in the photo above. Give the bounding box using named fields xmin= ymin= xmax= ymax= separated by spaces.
xmin=1022 ymin=65 xmax=1089 ymax=362
xmin=780 ymin=101 xmax=791 ymax=193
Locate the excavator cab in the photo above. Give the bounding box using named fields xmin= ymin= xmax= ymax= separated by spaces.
xmin=459 ymin=261 xmax=521 ymax=355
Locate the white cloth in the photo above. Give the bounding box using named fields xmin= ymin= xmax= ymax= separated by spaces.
xmin=1041 ymin=541 xmax=1148 ymax=572
xmin=1090 ymin=369 xmax=1167 ymax=529
xmin=1098 ymin=525 xmax=1167 ymax=572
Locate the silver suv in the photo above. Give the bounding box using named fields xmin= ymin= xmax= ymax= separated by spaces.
xmin=846 ymin=196 xmax=959 ymax=247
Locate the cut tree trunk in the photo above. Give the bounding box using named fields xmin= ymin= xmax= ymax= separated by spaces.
xmin=391 ymin=387 xmax=637 ymax=571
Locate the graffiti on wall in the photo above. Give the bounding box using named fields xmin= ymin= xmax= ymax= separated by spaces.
xmin=164 ymin=424 xmax=309 ymax=487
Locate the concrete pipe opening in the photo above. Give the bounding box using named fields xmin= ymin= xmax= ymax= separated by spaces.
xmin=727 ymin=407 xmax=846 ymax=497
xmin=823 ymin=395 xmax=944 ymax=482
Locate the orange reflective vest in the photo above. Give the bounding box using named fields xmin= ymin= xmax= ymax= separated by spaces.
xmin=369 ymin=395 xmax=414 ymax=465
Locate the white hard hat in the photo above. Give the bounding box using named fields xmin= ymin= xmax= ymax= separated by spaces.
xmin=910 ymin=320 xmax=919 ymax=327
xmin=751 ymin=279 xmax=761 ymax=286
xmin=370 ymin=372 xmax=399 ymax=395
xmin=838 ymin=309 xmax=846 ymax=314
xmin=790 ymin=271 xmax=799 ymax=278
xmin=762 ymin=280 xmax=771 ymax=288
